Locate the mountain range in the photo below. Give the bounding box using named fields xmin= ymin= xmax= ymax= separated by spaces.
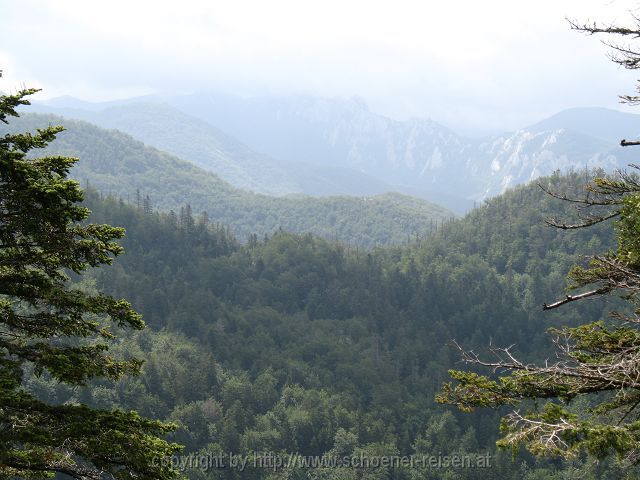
xmin=27 ymin=101 xmax=392 ymax=199
xmin=31 ymin=94 xmax=640 ymax=214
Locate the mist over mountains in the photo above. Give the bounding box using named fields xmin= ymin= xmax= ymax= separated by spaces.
xmin=32 ymin=93 xmax=640 ymax=214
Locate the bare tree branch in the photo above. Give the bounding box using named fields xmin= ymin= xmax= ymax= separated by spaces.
xmin=544 ymin=211 xmax=620 ymax=229
xmin=542 ymin=288 xmax=610 ymax=310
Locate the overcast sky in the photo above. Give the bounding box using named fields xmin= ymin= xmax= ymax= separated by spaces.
xmin=2 ymin=0 xmax=640 ymax=135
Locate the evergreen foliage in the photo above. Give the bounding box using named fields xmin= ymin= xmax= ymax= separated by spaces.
xmin=5 ymin=87 xmax=636 ymax=479
xmin=58 ymin=169 xmax=630 ymax=479
xmin=0 ymin=90 xmax=180 ymax=479
xmin=438 ymin=169 xmax=640 ymax=465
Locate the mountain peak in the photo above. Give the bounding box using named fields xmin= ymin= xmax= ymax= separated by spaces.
xmin=528 ymin=106 xmax=640 ymax=144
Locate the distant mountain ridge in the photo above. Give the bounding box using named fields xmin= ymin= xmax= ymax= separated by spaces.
xmin=1 ymin=112 xmax=453 ymax=246
xmin=28 ymin=102 xmax=394 ymax=199
xmin=528 ymin=106 xmax=640 ymax=144
xmin=33 ymin=94 xmax=640 ymax=212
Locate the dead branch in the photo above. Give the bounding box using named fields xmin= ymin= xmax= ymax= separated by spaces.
xmin=544 ymin=211 xmax=620 ymax=229
xmin=537 ymin=182 xmax=620 ymax=206
xmin=543 ymin=288 xmax=610 ymax=310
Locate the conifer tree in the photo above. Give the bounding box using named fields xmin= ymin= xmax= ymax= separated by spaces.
xmin=0 ymin=89 xmax=180 ymax=479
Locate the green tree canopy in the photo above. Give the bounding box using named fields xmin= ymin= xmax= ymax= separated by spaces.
xmin=437 ymin=171 xmax=640 ymax=463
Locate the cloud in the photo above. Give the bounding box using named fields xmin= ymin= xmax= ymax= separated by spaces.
xmin=2 ymin=0 xmax=639 ymax=133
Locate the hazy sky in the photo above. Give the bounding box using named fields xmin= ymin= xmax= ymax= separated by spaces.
xmin=2 ymin=0 xmax=640 ymax=135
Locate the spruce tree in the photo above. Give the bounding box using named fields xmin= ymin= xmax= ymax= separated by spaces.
xmin=0 ymin=89 xmax=180 ymax=479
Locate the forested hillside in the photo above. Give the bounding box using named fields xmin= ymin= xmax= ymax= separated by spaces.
xmin=0 ymin=113 xmax=452 ymax=246
xmin=10 ymin=1 xmax=640 ymax=478
xmin=26 ymin=170 xmax=634 ymax=479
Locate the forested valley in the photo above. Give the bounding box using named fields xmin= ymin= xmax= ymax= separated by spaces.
xmin=24 ymin=169 xmax=633 ymax=479
xmin=10 ymin=3 xmax=640 ymax=479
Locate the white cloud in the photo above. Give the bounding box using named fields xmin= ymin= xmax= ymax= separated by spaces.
xmin=2 ymin=0 xmax=639 ymax=133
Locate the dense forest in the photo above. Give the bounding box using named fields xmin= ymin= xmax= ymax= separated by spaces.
xmin=24 ymin=169 xmax=636 ymax=479
xmin=0 ymin=113 xmax=453 ymax=247
xmin=9 ymin=2 xmax=640 ymax=478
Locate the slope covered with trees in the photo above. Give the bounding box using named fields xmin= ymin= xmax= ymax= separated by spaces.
xmin=24 ymin=169 xmax=631 ymax=479
xmin=0 ymin=113 xmax=453 ymax=247
xmin=8 ymin=86 xmax=631 ymax=480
